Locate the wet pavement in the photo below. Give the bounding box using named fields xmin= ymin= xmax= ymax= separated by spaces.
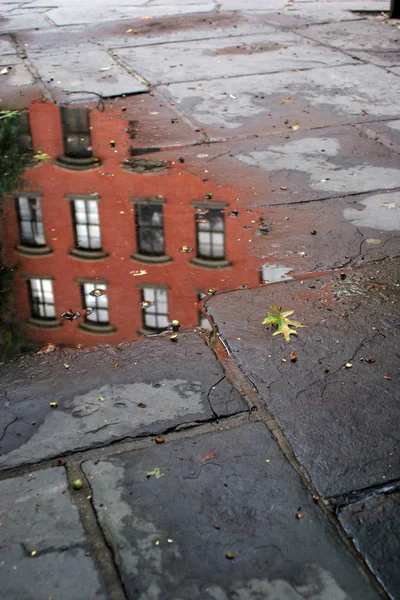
xmin=0 ymin=0 xmax=399 ymax=598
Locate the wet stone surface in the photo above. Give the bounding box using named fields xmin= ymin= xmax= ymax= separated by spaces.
xmin=0 ymin=468 xmax=106 ymax=599
xmin=0 ymin=332 xmax=247 ymax=470
xmin=206 ymin=260 xmax=400 ymax=498
xmin=83 ymin=422 xmax=379 ymax=600
xmin=339 ymin=492 xmax=400 ymax=599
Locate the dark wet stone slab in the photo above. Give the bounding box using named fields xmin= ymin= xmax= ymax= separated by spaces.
xmin=207 ymin=260 xmax=400 ymax=497
xmin=339 ymin=492 xmax=400 ymax=600
xmin=0 ymin=332 xmax=247 ymax=470
xmin=0 ymin=468 xmax=106 ymax=599
xmin=83 ymin=422 xmax=380 ymax=599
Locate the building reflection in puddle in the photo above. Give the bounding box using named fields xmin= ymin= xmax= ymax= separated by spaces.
xmin=1 ymin=96 xmax=290 ymax=355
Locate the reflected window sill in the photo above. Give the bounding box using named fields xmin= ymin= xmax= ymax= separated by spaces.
xmin=69 ymin=248 xmax=109 ymax=261
xmin=131 ymin=253 xmax=172 ymax=265
xmin=55 ymin=156 xmax=101 ymax=171
xmin=190 ymin=257 xmax=232 ymax=269
xmin=16 ymin=245 xmax=53 ymax=257
xmin=28 ymin=317 xmax=61 ymax=329
xmin=137 ymin=327 xmax=167 ymax=336
xmin=78 ymin=322 xmax=116 ymax=335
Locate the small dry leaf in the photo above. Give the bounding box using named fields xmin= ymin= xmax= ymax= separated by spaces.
xmin=114 ymin=363 xmax=119 ymax=368
xmin=98 ymin=396 xmax=105 ymax=402
xmin=345 ymin=362 xmax=352 ymax=369
xmin=63 ymin=363 xmax=70 ymax=369
xmin=384 ymin=375 xmax=392 ymax=381
xmin=49 ymin=402 xmax=58 ymax=408
xmin=280 ymin=98 xmax=293 ymax=105
xmin=214 ymin=524 xmax=221 ymax=529
xmin=291 ymin=124 xmax=299 ymax=131
xmin=296 ymin=512 xmax=304 ymax=519
xmin=0 ymin=67 xmax=9 ymax=75
xmin=146 ymin=467 xmax=164 ymax=479
xmin=280 ymin=185 xmax=287 ymax=190
xmin=155 ymin=436 xmax=165 ymax=444
xmin=202 ymin=451 xmax=217 ymax=463
xmin=365 ymin=357 xmax=376 ymax=363
xmin=137 ymin=402 xmax=147 ymax=408
xmin=30 ymin=551 xmax=37 ymax=557
xmin=290 ymin=351 xmax=297 ymax=362
xmin=225 ymin=552 xmax=235 ymax=559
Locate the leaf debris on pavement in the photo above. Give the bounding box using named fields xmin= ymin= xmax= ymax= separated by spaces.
xmin=146 ymin=467 xmax=164 ymax=479
xmin=263 ymin=305 xmax=306 ymax=342
xmin=202 ymin=451 xmax=217 ymax=463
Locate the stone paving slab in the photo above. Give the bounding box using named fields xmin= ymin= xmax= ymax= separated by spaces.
xmin=0 ymin=468 xmax=106 ymax=599
xmin=0 ymin=333 xmax=247 ymax=471
xmin=83 ymin=422 xmax=379 ymax=599
xmin=162 ymin=64 xmax=400 ymax=137
xmin=339 ymin=492 xmax=400 ymax=599
xmin=116 ymin=32 xmax=358 ymax=86
xmin=206 ymin=260 xmax=400 ymax=498
xmin=30 ymin=49 xmax=149 ymax=99
xmin=266 ymin=2 xmax=389 ymax=26
xmin=45 ymin=2 xmax=216 ymax=27
xmin=15 ymin=11 xmax=282 ymax=55
xmin=154 ymin=126 xmax=400 ymax=207
xmin=299 ymin=18 xmax=400 ymax=66
xmin=0 ymin=33 xmax=15 ymax=54
xmin=0 ymin=12 xmax=51 ymax=33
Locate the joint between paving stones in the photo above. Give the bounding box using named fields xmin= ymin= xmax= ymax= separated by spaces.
xmin=65 ymin=461 xmax=128 ymax=600
xmin=209 ymin=350 xmax=390 ymax=599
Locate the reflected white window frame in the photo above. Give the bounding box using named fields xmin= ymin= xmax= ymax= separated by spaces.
xmin=28 ymin=277 xmax=56 ymax=320
xmin=140 ymin=285 xmax=169 ymax=331
xmin=195 ymin=207 xmax=225 ymax=260
xmin=16 ymin=195 xmax=46 ymax=247
xmin=71 ymin=198 xmax=102 ymax=251
xmin=81 ymin=282 xmax=109 ymax=324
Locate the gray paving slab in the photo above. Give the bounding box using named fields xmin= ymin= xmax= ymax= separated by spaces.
xmin=46 ymin=2 xmax=216 ymax=26
xmin=0 ymin=12 xmax=51 ymax=32
xmin=0 ymin=332 xmax=247 ymax=471
xmin=339 ymin=493 xmax=400 ymax=599
xmin=217 ymin=0 xmax=286 ymax=9
xmin=30 ymin=48 xmax=149 ymax=99
xmin=300 ymin=19 xmax=400 ymax=66
xmin=0 ymin=468 xmax=106 ymax=599
xmin=15 ymin=11 xmax=280 ymax=56
xmin=116 ymin=32 xmax=359 ymax=85
xmin=206 ymin=260 xmax=400 ymax=498
xmin=0 ymin=33 xmax=15 ymax=54
xmin=162 ymin=64 xmax=400 ymax=137
xmin=163 ymin=126 xmax=400 ymax=207
xmin=267 ymin=2 xmax=389 ymax=26
xmin=83 ymin=422 xmax=380 ymax=600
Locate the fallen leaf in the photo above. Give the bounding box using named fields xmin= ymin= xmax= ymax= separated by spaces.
xmin=225 ymin=552 xmax=235 ymax=559
xmin=290 ymin=351 xmax=297 ymax=362
xmin=58 ymin=458 xmax=67 ymax=466
xmin=37 ymin=343 xmax=56 ymax=354
xmin=384 ymin=375 xmax=392 ymax=380
xmin=280 ymin=185 xmax=287 ymax=190
xmin=280 ymin=98 xmax=293 ymax=105
xmin=30 ymin=551 xmax=37 ymax=557
xmin=365 ymin=356 xmax=376 ymax=363
xmin=345 ymin=362 xmax=352 ymax=369
xmin=146 ymin=467 xmax=164 ymax=479
xmin=155 ymin=436 xmax=165 ymax=444
xmin=126 ymin=28 xmax=133 ymax=32
xmin=98 ymin=396 xmax=105 ymax=402
xmin=296 ymin=512 xmax=304 ymax=519
xmin=0 ymin=67 xmax=8 ymax=75
xmin=63 ymin=363 xmax=70 ymax=369
xmin=262 ymin=305 xmax=306 ymax=342
xmin=137 ymin=402 xmax=147 ymax=408
xmin=49 ymin=402 xmax=58 ymax=408
xmin=291 ymin=124 xmax=299 ymax=131
xmin=214 ymin=524 xmax=221 ymax=529
xmin=366 ymin=238 xmax=381 ymax=245
xmin=202 ymin=451 xmax=217 ymax=463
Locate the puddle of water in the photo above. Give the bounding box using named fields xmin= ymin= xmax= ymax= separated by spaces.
xmin=0 ymin=98 xmax=292 ymax=360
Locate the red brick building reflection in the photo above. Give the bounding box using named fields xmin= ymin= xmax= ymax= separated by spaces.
xmin=3 ymin=100 xmax=266 ymax=348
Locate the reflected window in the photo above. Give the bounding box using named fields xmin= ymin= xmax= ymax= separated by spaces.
xmin=141 ymin=287 xmax=169 ymax=331
xmin=28 ymin=278 xmax=56 ymax=320
xmin=81 ymin=283 xmax=109 ymax=324
xmin=18 ymin=111 xmax=32 ymax=154
xmin=61 ymin=107 xmax=93 ymax=159
xmin=71 ymin=200 xmax=102 ymax=250
xmin=16 ymin=196 xmax=45 ymax=247
xmin=196 ymin=208 xmax=225 ymax=260
xmin=135 ymin=204 xmax=165 ymax=256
